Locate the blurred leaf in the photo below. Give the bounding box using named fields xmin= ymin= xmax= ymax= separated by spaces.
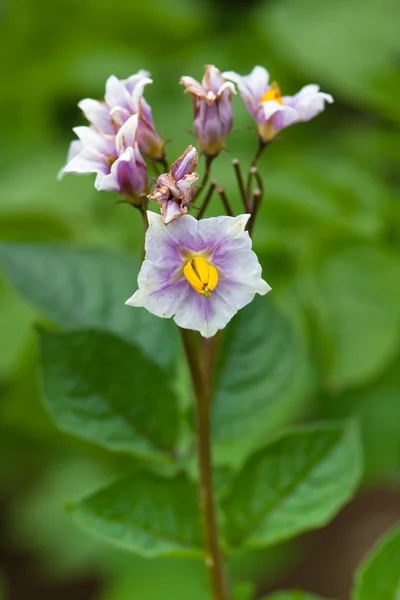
xmin=0 ymin=244 xmax=177 ymax=366
xmin=0 ymin=277 xmax=35 ymax=376
xmin=70 ymin=471 xmax=202 ymax=558
xmin=305 ymin=245 xmax=400 ymax=390
xmin=39 ymin=329 xmax=179 ymax=461
xmin=264 ymin=0 xmax=400 ymax=121
xmin=222 ymin=421 xmax=362 ymax=550
xmin=9 ymin=455 xmax=113 ymax=577
xmin=352 ymin=524 xmax=400 ymax=600
xmin=255 ymin=155 xmax=386 ymax=250
xmin=100 ymin=559 xmax=208 ymax=600
xmin=233 ymin=581 xmax=256 ymax=600
xmin=262 ymin=593 xmax=327 ymax=600
xmin=212 ymin=296 xmax=309 ymax=465
xmin=321 ymin=355 xmax=400 ymax=482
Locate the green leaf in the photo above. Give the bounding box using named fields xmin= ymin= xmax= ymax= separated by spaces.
xmin=222 ymin=422 xmax=362 ymax=550
xmin=70 ymin=471 xmax=202 ymax=558
xmin=233 ymin=582 xmax=256 ymax=600
xmin=322 ymin=356 xmax=400 ymax=482
xmin=39 ymin=329 xmax=179 ymax=460
xmin=0 ymin=244 xmax=177 ymax=366
xmin=262 ymin=593 xmax=327 ymax=600
xmin=352 ymin=524 xmax=400 ymax=600
xmin=308 ymin=245 xmax=400 ymax=390
xmin=212 ymin=296 xmax=309 ymax=465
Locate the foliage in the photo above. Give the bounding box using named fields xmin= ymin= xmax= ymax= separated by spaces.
xmin=352 ymin=524 xmax=400 ymax=600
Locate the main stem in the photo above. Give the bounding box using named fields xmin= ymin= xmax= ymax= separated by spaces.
xmin=179 ymin=329 xmax=229 ymax=600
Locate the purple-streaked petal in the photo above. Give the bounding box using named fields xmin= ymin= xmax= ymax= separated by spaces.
xmin=78 ymin=99 xmax=115 ymax=134
xmin=98 ymin=147 xmax=136 ymax=193
xmin=105 ymin=75 xmax=131 ymax=110
xmin=270 ymin=105 xmax=301 ymax=131
xmin=218 ymin=88 xmax=234 ymax=136
xmin=73 ymin=126 xmax=116 ymax=157
xmin=261 ymin=100 xmax=290 ymax=121
xmin=202 ymin=65 xmax=225 ymax=94
xmin=62 ymin=148 xmax=109 ymax=177
xmin=171 ymin=145 xmax=198 ymax=180
xmin=140 ymin=97 xmax=155 ymax=128
xmin=163 ymin=200 xmax=187 ymax=224
xmin=287 ymin=85 xmax=334 ymax=121
xmin=66 ymin=139 xmax=83 ymax=163
xmin=180 ymin=76 xmax=206 ymax=97
xmin=115 ymin=114 xmax=139 ymax=154
xmin=246 ymin=66 xmax=270 ymax=98
xmin=123 ymin=70 xmax=151 ymax=94
xmin=130 ymin=76 xmax=153 ymax=112
xmin=145 ymin=211 xmax=200 ymax=259
xmin=223 ymin=67 xmax=269 ymax=120
xmin=176 ymin=173 xmax=198 ymax=196
xmin=109 ymin=106 xmax=131 ymax=127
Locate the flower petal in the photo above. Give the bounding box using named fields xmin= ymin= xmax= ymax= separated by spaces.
xmin=115 ymin=114 xmax=139 ymax=154
xmin=180 ymin=76 xmax=206 ymax=97
xmin=171 ymin=145 xmax=198 ymax=180
xmin=78 ymin=99 xmax=115 ymax=134
xmin=130 ymin=76 xmax=153 ymax=112
xmin=73 ymin=126 xmax=115 ymax=156
xmin=122 ymin=70 xmax=151 ymax=94
xmin=105 ymin=75 xmax=131 ymax=110
xmin=224 ymin=66 xmax=269 ymax=121
xmin=62 ymin=148 xmax=109 ymax=177
xmin=287 ymin=84 xmax=334 ymax=121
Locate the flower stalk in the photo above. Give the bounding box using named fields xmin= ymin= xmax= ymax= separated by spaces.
xmin=179 ymin=328 xmax=230 ymax=600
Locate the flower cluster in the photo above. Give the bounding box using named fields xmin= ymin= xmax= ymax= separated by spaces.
xmin=61 ymin=64 xmax=333 ymax=338
xmin=60 ymin=71 xmax=165 ymax=204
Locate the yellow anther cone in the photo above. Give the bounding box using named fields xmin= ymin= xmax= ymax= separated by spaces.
xmin=183 ymin=257 xmax=219 ymax=296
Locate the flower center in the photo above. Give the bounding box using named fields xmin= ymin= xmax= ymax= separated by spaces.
xmin=260 ymin=82 xmax=283 ymax=105
xmin=183 ymin=256 xmax=219 ymax=297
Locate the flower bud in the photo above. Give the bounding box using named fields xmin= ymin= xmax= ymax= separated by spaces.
xmin=180 ymin=65 xmax=235 ymax=157
xmin=148 ymin=146 xmax=199 ymax=224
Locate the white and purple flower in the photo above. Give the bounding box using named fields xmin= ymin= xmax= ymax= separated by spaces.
xmin=180 ymin=65 xmax=236 ymax=157
xmin=148 ymin=145 xmax=199 ymax=224
xmin=223 ymin=66 xmax=333 ymax=142
xmin=126 ymin=212 xmax=270 ymax=338
xmin=79 ymin=71 xmax=165 ymax=160
xmin=61 ymin=114 xmax=148 ymax=202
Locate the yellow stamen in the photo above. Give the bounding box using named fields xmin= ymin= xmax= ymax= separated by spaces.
xmin=183 ymin=256 xmax=219 ymax=297
xmin=260 ymin=82 xmax=283 ymax=105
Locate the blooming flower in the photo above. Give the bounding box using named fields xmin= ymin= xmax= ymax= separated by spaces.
xmin=223 ymin=66 xmax=333 ymax=142
xmin=61 ymin=114 xmax=148 ymax=202
xmin=126 ymin=212 xmax=270 ymax=338
xmin=79 ymin=71 xmax=165 ymax=160
xmin=148 ymin=146 xmax=199 ymax=224
xmin=180 ymin=65 xmax=235 ymax=157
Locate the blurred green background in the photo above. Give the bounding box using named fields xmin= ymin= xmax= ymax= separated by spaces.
xmin=1 ymin=0 xmax=400 ymax=598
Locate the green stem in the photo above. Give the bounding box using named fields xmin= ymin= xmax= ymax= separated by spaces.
xmin=179 ymin=329 xmax=229 ymax=600
xmin=137 ymin=197 xmax=149 ymax=261
xmin=197 ymin=180 xmax=217 ymax=220
xmin=193 ymin=155 xmax=214 ymax=202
